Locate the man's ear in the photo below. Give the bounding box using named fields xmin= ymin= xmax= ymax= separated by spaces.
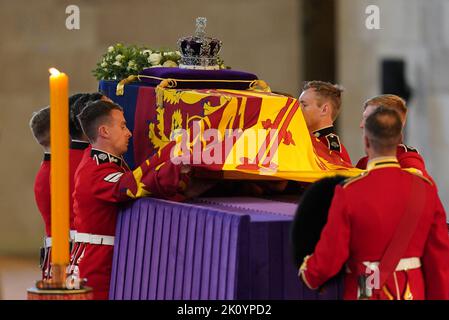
xmin=98 ymin=125 xmax=108 ymax=139
xmin=321 ymin=103 xmax=330 ymax=117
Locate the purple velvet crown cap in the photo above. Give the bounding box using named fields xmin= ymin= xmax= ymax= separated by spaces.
xmin=139 ymin=67 xmax=258 ymax=90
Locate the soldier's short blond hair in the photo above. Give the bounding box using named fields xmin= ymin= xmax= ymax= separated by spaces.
xmin=302 ymin=81 xmax=344 ymax=121
xmin=363 ymin=94 xmax=407 ymax=117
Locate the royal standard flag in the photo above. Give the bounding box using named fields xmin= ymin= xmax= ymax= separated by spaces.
xmin=129 ymin=87 xmax=361 ymax=183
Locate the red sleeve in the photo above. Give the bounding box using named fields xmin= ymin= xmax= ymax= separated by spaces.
xmin=301 ymin=186 xmax=351 ymax=289
xmin=117 ymin=160 xmax=188 ymax=201
xmin=397 ymin=151 xmax=428 ymax=174
xmin=340 ymin=144 xmax=352 ymax=165
xmin=421 ymin=195 xmax=449 ymax=299
xmin=91 ymin=152 xmax=189 ymax=204
xmin=356 ymin=156 xmax=368 ymax=170
xmin=88 ymin=165 xmax=126 ymax=203
xmin=34 ymin=164 xmax=52 ymax=236
xmin=397 ymin=151 xmax=438 ymax=189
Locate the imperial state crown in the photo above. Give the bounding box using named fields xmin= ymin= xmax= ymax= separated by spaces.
xmin=177 ymin=17 xmax=222 ymax=70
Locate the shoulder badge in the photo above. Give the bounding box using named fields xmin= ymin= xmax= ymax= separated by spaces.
xmin=91 ymin=149 xmax=123 ymax=167
xmin=325 ymin=133 xmax=342 ymax=152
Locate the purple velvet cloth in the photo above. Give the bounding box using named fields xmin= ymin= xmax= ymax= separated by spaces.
xmin=138 ymin=67 xmax=258 ymax=90
xmin=109 ymin=197 xmax=344 ymax=300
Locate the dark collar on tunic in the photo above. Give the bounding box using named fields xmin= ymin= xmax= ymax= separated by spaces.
xmin=90 ymin=148 xmax=123 ymax=167
xmin=43 ymin=153 xmax=51 ymax=161
xmin=313 ymin=126 xmax=335 ymax=138
xmin=70 ymin=140 xmax=90 ymax=150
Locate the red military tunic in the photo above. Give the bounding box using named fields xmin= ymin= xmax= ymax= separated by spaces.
xmin=356 ymin=144 xmax=434 ymax=180
xmin=300 ymin=157 xmax=449 ymax=300
xmin=72 ymin=147 xmax=188 ymax=300
xmin=312 ymin=126 xmax=352 ymax=164
xmin=69 ymin=140 xmax=90 ymax=229
xmin=33 ymin=141 xmax=90 ymax=236
xmin=34 ymin=153 xmax=51 ymax=236
xmin=34 ymin=141 xmax=90 ymax=280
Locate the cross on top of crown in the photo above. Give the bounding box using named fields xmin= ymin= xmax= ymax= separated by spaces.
xmin=195 ymin=17 xmax=207 ymax=38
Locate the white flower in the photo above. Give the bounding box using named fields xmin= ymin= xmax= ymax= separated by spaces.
xmin=149 ymin=53 xmax=162 ymax=66
xmin=127 ymin=61 xmax=137 ymax=70
xmin=115 ymin=54 xmax=124 ymax=61
xmin=101 ymin=61 xmax=107 ymax=67
xmin=113 ymin=61 xmax=122 ymax=67
xmin=175 ymin=51 xmax=181 ymax=56
xmin=108 ymin=46 xmax=114 ymax=53
xmin=163 ymin=60 xmax=178 ymax=68
xmin=142 ymin=49 xmax=152 ymax=56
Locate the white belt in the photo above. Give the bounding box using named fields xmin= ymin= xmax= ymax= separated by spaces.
xmin=44 ymin=237 xmax=52 ymax=248
xmin=75 ymin=232 xmax=115 ymax=246
xmin=44 ymin=230 xmax=77 ymax=248
xmin=363 ymin=257 xmax=421 ymax=271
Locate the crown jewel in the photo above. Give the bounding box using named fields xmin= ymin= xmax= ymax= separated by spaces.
xmin=177 ymin=17 xmax=222 ymax=70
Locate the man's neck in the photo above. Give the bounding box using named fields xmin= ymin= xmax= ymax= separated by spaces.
xmin=312 ymin=124 xmax=334 ymax=133
xmin=311 ymin=121 xmax=333 ymax=133
xmin=368 ymin=151 xmax=397 ymax=162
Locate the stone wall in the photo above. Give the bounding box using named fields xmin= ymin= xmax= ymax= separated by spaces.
xmin=338 ymin=0 xmax=449 ymax=211
xmin=0 ymin=0 xmax=301 ymax=255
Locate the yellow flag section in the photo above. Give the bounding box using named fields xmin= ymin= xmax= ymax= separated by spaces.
xmin=161 ymin=88 xmax=363 ymax=183
xmin=218 ymin=90 xmax=361 ymax=182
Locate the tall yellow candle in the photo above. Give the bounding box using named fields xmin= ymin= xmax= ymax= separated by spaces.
xmin=49 ymin=68 xmax=69 ymax=266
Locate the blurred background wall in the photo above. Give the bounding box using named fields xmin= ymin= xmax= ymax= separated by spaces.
xmin=0 ymin=0 xmax=302 ymax=256
xmin=1 ymin=0 xmax=447 ymax=257
xmin=338 ymin=0 xmax=449 ymax=212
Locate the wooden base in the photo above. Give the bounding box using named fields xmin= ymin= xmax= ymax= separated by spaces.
xmin=27 ymin=286 xmax=93 ymax=300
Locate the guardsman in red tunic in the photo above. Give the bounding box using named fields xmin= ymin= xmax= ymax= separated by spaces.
xmin=356 ymin=94 xmax=431 ymax=181
xmin=31 ymin=107 xmax=52 ymax=235
xmin=299 ymin=81 xmax=351 ymax=164
xmin=299 ymin=107 xmax=449 ymax=300
xmin=30 ymin=107 xmax=54 ymax=279
xmin=68 ymin=92 xmax=111 ymax=224
xmin=71 ymin=100 xmax=189 ymax=299
xmin=30 ymin=93 xmax=105 ymax=280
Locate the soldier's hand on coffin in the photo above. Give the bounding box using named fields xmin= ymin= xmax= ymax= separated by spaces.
xmin=259 ymin=180 xmax=289 ymax=194
xmin=180 ymin=164 xmax=191 ymax=174
xmin=183 ymin=178 xmax=217 ymax=199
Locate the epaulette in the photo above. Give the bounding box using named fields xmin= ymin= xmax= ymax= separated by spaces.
xmin=341 ymin=171 xmax=369 ymax=188
xmin=403 ymin=167 xmax=433 ymax=186
xmin=325 ymin=133 xmax=342 ymax=152
xmin=398 ymin=143 xmax=419 ymax=154
xmin=91 ymin=149 xmax=122 ymax=167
